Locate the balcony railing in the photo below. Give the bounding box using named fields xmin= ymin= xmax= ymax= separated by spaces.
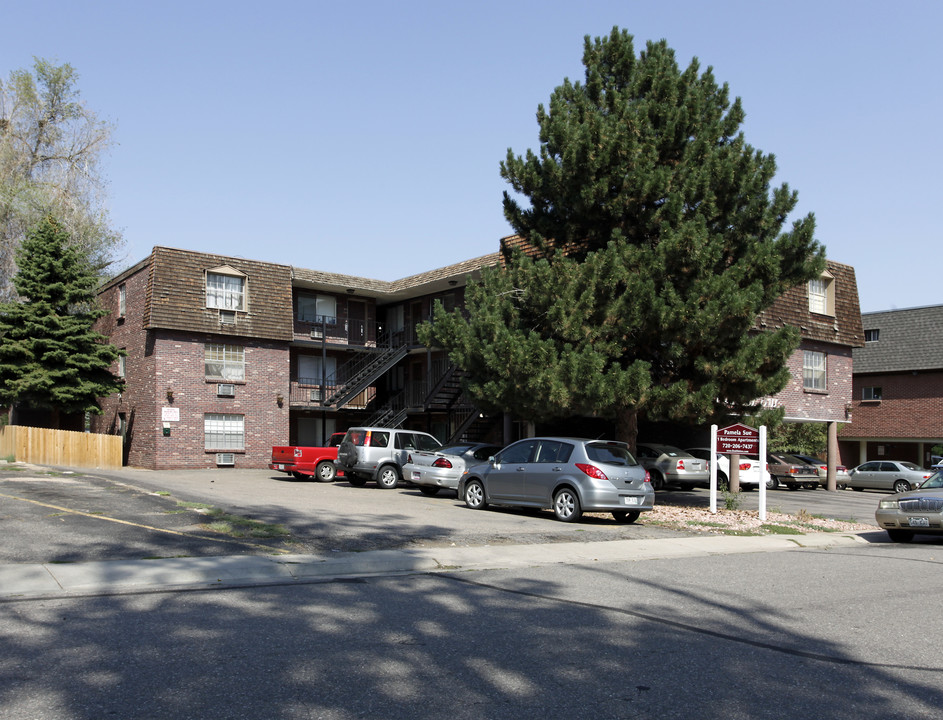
xmin=294 ymin=317 xmax=372 ymax=346
xmin=289 ymin=377 xmax=374 ymax=408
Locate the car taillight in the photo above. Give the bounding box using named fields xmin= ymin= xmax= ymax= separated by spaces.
xmin=676 ymin=460 xmax=685 ymax=470
xmin=644 ymin=470 xmax=651 ymax=484
xmin=406 ymin=453 xmax=413 ymax=463
xmin=575 ymin=463 xmax=608 ymax=480
xmin=432 ymin=458 xmax=453 ymax=469
xmin=739 ymin=462 xmax=751 ymax=471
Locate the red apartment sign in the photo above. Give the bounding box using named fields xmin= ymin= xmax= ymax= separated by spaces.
xmin=717 ymin=423 xmax=759 ymax=455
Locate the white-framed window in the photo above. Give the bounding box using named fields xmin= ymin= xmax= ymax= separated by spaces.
xmin=803 ymin=350 xmax=827 ymax=391
xmin=864 ymin=329 xmax=880 ymax=342
xmin=808 ymin=272 xmax=835 ymax=315
xmin=205 ymin=344 xmax=245 ymax=381
xmin=118 ymin=284 xmax=126 ymax=317
xmin=206 ymin=271 xmax=246 ymax=311
xmin=204 ymin=413 xmax=244 ymax=450
xmin=863 ymin=386 xmax=882 ymax=401
xmin=297 ymin=294 xmax=337 ymax=323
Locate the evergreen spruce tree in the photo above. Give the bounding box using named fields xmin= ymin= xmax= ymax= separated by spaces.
xmin=422 ymin=28 xmax=825 ymax=445
xmin=0 ymin=215 xmax=123 ymax=428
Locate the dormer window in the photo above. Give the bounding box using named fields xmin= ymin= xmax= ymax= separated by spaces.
xmin=206 ymin=267 xmax=246 ymax=312
xmin=808 ymin=271 xmax=835 ymax=316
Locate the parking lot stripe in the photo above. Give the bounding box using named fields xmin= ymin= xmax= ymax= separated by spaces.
xmin=0 ymin=491 xmax=290 ymax=554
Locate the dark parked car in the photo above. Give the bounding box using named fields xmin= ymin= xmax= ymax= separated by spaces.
xmin=848 ymin=460 xmax=932 ymax=494
xmin=788 ymin=452 xmax=851 ymax=490
xmin=766 ymin=453 xmax=820 ymax=490
xmin=875 ymin=471 xmax=943 ymax=542
xmin=457 ymin=437 xmax=653 ymax=523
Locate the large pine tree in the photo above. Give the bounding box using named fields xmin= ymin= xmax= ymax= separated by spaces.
xmin=0 ymin=215 xmax=123 ymax=428
xmin=423 ymin=28 xmax=825 ymax=445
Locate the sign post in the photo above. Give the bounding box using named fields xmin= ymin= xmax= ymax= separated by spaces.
xmin=711 ymin=423 xmax=766 ymax=520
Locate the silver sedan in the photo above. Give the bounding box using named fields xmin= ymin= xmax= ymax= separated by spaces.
xmin=875 ymin=471 xmax=943 ymax=542
xmin=848 ymin=460 xmax=933 ymax=493
xmin=403 ymin=443 xmax=502 ymax=496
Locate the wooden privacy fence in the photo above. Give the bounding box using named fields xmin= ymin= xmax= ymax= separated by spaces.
xmin=0 ymin=426 xmax=122 ymax=470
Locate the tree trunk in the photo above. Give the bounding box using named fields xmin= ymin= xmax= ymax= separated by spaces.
xmin=615 ymin=406 xmax=638 ymax=454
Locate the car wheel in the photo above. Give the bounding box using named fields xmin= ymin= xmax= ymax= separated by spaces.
xmin=347 ymin=474 xmax=367 ymax=487
xmin=837 ymin=483 xmax=848 ymax=490
xmin=377 ymin=466 xmax=400 ymax=489
xmin=649 ymin=471 xmax=666 ymax=491
xmin=612 ymin=510 xmax=640 ymax=524
xmin=851 ymin=486 xmax=863 ymax=492
xmin=315 ymin=461 xmax=336 ymax=482
xmin=766 ymin=476 xmax=779 ymax=490
xmin=717 ymin=471 xmax=728 ymax=490
xmin=418 ymin=485 xmax=440 ymax=496
xmin=464 ymin=479 xmax=487 ymax=509
xmin=893 ymin=479 xmax=912 ymax=494
xmin=291 ymin=471 xmax=306 ymax=481
xmin=553 ymin=487 xmax=582 ymax=522
xmin=887 ymin=529 xmax=915 ymax=543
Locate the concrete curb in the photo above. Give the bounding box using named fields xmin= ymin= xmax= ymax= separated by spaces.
xmin=0 ymin=532 xmax=872 ymax=601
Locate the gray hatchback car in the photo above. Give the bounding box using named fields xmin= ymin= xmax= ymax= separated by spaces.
xmin=456 ymin=437 xmax=653 ymax=523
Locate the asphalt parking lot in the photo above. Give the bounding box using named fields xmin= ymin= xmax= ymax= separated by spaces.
xmin=0 ymin=461 xmax=888 ymax=565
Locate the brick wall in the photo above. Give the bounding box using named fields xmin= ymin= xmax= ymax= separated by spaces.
xmin=764 ymin=341 xmax=853 ymax=422
xmin=844 ymin=371 xmax=943 ymax=439
xmin=93 ymin=262 xmax=157 ymax=467
xmin=150 ymin=330 xmax=289 ymax=469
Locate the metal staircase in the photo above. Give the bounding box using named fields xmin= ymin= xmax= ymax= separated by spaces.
xmin=325 ymin=335 xmax=408 ymax=409
xmin=365 ymin=392 xmax=408 ymax=428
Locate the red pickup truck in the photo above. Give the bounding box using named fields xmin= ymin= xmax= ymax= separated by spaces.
xmin=269 ymin=432 xmax=345 ymax=482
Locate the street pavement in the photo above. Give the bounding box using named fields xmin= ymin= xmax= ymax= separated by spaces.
xmin=0 ymin=460 xmax=892 ymax=601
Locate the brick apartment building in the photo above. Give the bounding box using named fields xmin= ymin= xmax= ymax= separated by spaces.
xmin=840 ymin=305 xmax=943 ymax=467
xmin=752 ymin=260 xmax=863 ymax=468
xmin=93 ymin=246 xmax=499 ymax=469
xmin=93 ymin=244 xmax=863 ymax=470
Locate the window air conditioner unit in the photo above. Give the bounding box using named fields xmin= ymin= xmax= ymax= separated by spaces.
xmin=216 ymin=453 xmax=235 ymax=466
xmin=310 ymin=327 xmax=323 ymax=339
xmin=219 ymin=310 xmax=236 ymax=325
xmin=309 ymin=388 xmax=321 ymax=402
xmin=217 ymin=383 xmax=236 ymax=397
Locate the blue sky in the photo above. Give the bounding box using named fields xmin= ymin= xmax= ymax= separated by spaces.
xmin=3 ymin=0 xmax=940 ymax=313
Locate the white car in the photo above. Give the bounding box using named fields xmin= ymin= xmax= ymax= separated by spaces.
xmin=403 ymin=443 xmax=503 ymax=496
xmin=685 ymin=448 xmax=763 ymax=490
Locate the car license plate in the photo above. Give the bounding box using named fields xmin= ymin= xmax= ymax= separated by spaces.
xmin=908 ymin=517 xmax=930 ymax=527
xmin=275 ymin=464 xmax=284 ymax=470
xmin=624 ymin=496 xmax=640 ymax=505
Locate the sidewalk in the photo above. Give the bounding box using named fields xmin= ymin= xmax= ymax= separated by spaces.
xmin=0 ymin=531 xmax=873 ymax=601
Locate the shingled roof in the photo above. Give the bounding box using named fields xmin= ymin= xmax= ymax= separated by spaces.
xmin=291 ymin=253 xmax=501 ymax=302
xmin=853 ymin=305 xmax=943 ymax=374
xmin=755 ymin=260 xmax=863 ymax=348
xmin=145 ymin=247 xmax=294 ymax=340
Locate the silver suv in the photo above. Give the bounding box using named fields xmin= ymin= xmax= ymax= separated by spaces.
xmin=335 ymin=427 xmax=441 ymax=489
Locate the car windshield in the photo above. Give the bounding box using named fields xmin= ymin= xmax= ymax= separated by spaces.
xmin=586 ymin=442 xmax=637 ymax=466
xmin=919 ymin=472 xmax=943 ymax=489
